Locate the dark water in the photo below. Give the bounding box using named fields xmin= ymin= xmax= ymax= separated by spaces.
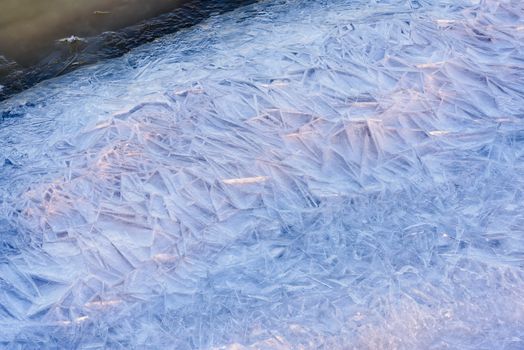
xmin=0 ymin=0 xmax=256 ymax=101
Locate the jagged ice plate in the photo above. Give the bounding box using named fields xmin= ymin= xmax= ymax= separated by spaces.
xmin=0 ymin=0 xmax=524 ymax=348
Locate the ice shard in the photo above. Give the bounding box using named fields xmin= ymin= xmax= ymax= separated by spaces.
xmin=0 ymin=0 xmax=524 ymax=348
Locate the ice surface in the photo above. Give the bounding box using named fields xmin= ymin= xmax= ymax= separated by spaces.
xmin=1 ymin=0 xmax=524 ymax=348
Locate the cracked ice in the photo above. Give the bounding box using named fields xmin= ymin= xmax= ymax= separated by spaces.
xmin=1 ymin=0 xmax=524 ymax=348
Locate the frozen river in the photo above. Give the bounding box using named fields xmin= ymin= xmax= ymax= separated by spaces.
xmin=1 ymin=0 xmax=524 ymax=348
xmin=0 ymin=0 xmax=255 ymax=100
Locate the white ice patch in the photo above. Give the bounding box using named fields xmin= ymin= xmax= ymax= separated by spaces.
xmin=1 ymin=0 xmax=524 ymax=348
xmin=57 ymin=35 xmax=87 ymax=44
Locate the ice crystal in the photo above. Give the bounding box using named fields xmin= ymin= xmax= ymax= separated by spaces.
xmin=0 ymin=0 xmax=524 ymax=348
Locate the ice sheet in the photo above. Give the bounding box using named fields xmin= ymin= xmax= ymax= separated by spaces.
xmin=1 ymin=0 xmax=524 ymax=348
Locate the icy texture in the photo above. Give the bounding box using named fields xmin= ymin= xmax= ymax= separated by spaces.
xmin=1 ymin=0 xmax=524 ymax=348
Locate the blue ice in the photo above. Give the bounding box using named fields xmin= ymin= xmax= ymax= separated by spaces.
xmin=1 ymin=0 xmax=524 ymax=348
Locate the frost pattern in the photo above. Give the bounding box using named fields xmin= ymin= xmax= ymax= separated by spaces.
xmin=1 ymin=0 xmax=524 ymax=348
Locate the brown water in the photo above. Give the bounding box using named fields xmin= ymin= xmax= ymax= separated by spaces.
xmin=0 ymin=0 xmax=256 ymax=100
xmin=0 ymin=0 xmax=184 ymax=66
